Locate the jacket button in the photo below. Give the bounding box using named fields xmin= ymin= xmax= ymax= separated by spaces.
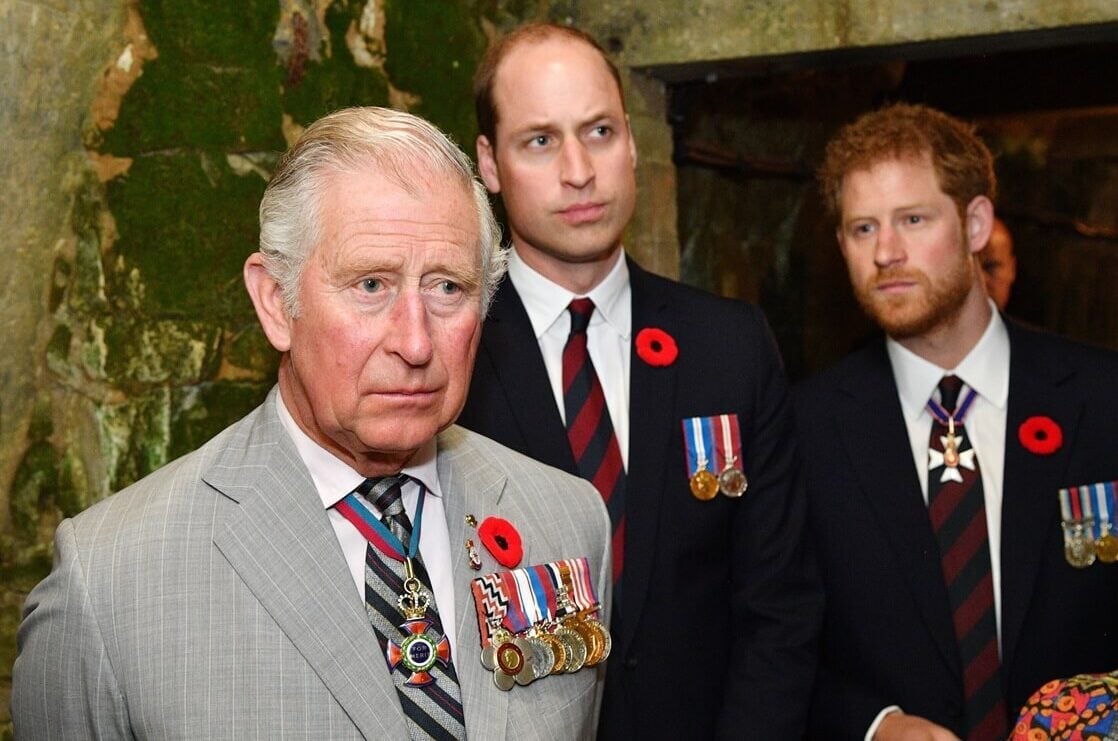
xmin=624 ymin=656 xmax=639 ymax=670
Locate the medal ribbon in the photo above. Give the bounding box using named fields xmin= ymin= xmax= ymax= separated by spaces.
xmin=1077 ymin=485 xmax=1096 ymax=536
xmin=546 ymin=558 xmax=600 ymax=614
xmin=335 ymin=482 xmax=427 ymax=563
xmin=682 ymin=416 xmax=715 ymax=477
xmin=1055 ymin=487 xmax=1082 ymax=527
xmin=925 ymin=386 xmax=979 ymax=426
xmin=512 ymin=568 xmax=546 ymax=628
xmin=499 ymin=571 xmax=532 ymax=634
xmin=527 ymin=563 xmax=560 ymax=619
xmin=713 ymin=414 xmax=742 ymax=472
xmin=1092 ymin=482 xmax=1117 ymax=536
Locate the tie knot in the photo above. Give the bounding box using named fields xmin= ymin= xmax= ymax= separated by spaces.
xmin=937 ymin=375 xmax=965 ymax=412
xmin=568 ymin=298 xmax=595 ymax=335
xmin=357 ymin=474 xmax=407 ymax=517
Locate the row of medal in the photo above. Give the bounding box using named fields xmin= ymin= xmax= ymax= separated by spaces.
xmin=470 ymin=557 xmax=610 ymax=690
xmin=683 ymin=414 xmax=748 ymax=500
xmin=1059 ymin=482 xmax=1118 ymax=568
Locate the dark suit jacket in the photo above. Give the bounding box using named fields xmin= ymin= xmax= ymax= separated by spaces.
xmin=794 ymin=320 xmax=1118 ymax=738
xmin=458 ymin=257 xmax=822 ymax=739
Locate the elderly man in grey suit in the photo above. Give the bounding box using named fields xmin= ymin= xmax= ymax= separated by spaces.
xmin=12 ymin=107 xmax=612 ymax=740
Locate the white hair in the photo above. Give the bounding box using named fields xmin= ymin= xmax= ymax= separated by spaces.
xmin=258 ymin=106 xmax=506 ymax=316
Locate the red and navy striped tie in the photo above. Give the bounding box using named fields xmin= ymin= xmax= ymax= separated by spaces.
xmin=927 ymin=375 xmax=1007 ymax=739
xmin=562 ymin=298 xmax=625 ymax=584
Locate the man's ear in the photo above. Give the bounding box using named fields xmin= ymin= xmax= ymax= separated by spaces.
xmin=244 ymin=252 xmax=292 ymax=352
xmin=626 ymin=114 xmax=638 ymax=170
xmin=476 ymin=135 xmax=501 ymax=194
xmin=965 ymin=195 xmax=995 ymax=254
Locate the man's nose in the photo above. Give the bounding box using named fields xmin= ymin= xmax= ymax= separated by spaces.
xmin=386 ymin=291 xmax=434 ymax=366
xmin=560 ymin=139 xmax=594 ymax=189
xmin=874 ymin=224 xmax=905 ymax=268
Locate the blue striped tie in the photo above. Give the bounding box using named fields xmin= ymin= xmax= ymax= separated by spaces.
xmin=356 ymin=476 xmax=465 ymax=740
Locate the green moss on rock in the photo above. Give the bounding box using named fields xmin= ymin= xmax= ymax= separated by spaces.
xmin=105 ymin=150 xmax=264 ymax=320
xmin=102 ymin=62 xmax=286 ymax=155
xmin=99 ymin=389 xmax=173 ymax=491
xmin=226 ymin=324 xmax=280 ymax=378
xmin=282 ymin=1 xmax=391 ymax=127
xmin=139 ymin=0 xmax=280 ymax=67
xmin=169 ymin=381 xmax=272 ymax=460
xmin=384 ymin=0 xmax=487 ymax=150
xmin=9 ymin=443 xmax=58 ymax=538
xmin=100 ymin=316 xmax=223 ymax=386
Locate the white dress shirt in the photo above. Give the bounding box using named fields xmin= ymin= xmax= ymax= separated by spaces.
xmin=507 ymin=248 xmax=633 ymax=467
xmin=867 ymin=303 xmax=1011 ymax=739
xmin=275 ymin=391 xmax=458 ymax=660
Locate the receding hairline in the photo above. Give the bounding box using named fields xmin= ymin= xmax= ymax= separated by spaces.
xmin=475 ymin=22 xmax=625 ymax=144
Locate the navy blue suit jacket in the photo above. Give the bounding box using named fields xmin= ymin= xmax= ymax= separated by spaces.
xmin=458 ymin=257 xmax=821 ymax=739
xmin=794 ymin=321 xmax=1118 ymax=738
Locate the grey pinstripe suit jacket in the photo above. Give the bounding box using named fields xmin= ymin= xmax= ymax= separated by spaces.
xmin=12 ymin=389 xmax=612 ymax=740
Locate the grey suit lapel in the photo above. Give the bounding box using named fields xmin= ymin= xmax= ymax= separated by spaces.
xmin=437 ymin=426 xmax=511 ymax=741
xmin=205 ymin=393 xmax=408 ymax=740
xmin=835 ymin=345 xmax=960 ymax=675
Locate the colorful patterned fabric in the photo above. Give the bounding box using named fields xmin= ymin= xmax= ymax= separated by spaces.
xmin=1011 ymin=672 xmax=1118 ymax=740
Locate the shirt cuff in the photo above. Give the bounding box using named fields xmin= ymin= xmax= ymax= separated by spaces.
xmin=865 ymin=705 xmax=903 ymax=741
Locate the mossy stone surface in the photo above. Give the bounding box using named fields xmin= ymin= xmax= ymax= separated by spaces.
xmin=105 ymin=150 xmax=264 ymax=320
xmin=384 ymin=0 xmax=487 ymax=150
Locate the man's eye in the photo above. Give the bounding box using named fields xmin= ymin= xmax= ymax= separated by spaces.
xmin=905 ymin=215 xmax=923 ymax=225
xmin=439 ymin=280 xmax=461 ymax=295
xmin=591 ymin=125 xmax=611 ymax=138
xmin=360 ymin=278 xmax=382 ymax=293
xmin=528 ymin=135 xmax=550 ymax=148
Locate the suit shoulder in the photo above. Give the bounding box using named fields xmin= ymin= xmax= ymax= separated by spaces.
xmin=794 ymin=342 xmax=883 ymax=409
xmin=1009 ymin=321 xmax=1118 ymax=370
xmin=64 ymin=406 xmax=259 ymax=540
xmin=440 ymin=426 xmax=603 ymax=507
xmin=639 ymin=268 xmax=766 ymax=321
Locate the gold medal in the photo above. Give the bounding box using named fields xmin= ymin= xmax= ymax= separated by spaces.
xmin=719 ymin=465 xmax=748 ymax=498
xmin=571 ymin=614 xmax=611 ymax=666
xmin=536 ymin=630 xmax=567 ymax=675
xmin=690 ymin=468 xmax=719 ymax=500
xmin=943 ymin=418 xmax=960 ymax=468
xmin=1064 ymin=524 xmax=1097 ymax=569
xmin=1095 ymin=533 xmax=1118 ymax=563
xmin=554 ymin=625 xmax=587 ymax=673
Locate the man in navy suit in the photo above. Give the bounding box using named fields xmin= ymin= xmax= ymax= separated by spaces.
xmin=457 ymin=21 xmax=821 ymax=740
xmin=798 ymin=103 xmax=1118 ymax=740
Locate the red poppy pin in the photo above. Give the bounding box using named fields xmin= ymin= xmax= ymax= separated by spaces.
xmin=1018 ymin=415 xmax=1063 ymax=455
xmin=635 ymin=327 xmax=679 ymax=367
xmin=478 ymin=516 xmax=523 ymax=568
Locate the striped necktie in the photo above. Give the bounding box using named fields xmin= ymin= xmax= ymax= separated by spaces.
xmin=351 ymin=476 xmax=466 ymax=740
xmin=562 ymin=298 xmax=625 ymax=585
xmin=927 ymin=375 xmax=1007 ymax=739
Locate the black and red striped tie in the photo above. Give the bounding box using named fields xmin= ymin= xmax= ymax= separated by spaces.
xmin=927 ymin=375 xmax=1007 ymax=739
xmin=562 ymin=298 xmax=625 ymax=584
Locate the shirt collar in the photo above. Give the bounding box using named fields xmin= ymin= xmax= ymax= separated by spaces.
xmin=886 ymin=301 xmax=1010 ymax=423
xmin=507 ymin=248 xmax=631 ymax=340
xmin=275 ymin=390 xmax=442 ymax=509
